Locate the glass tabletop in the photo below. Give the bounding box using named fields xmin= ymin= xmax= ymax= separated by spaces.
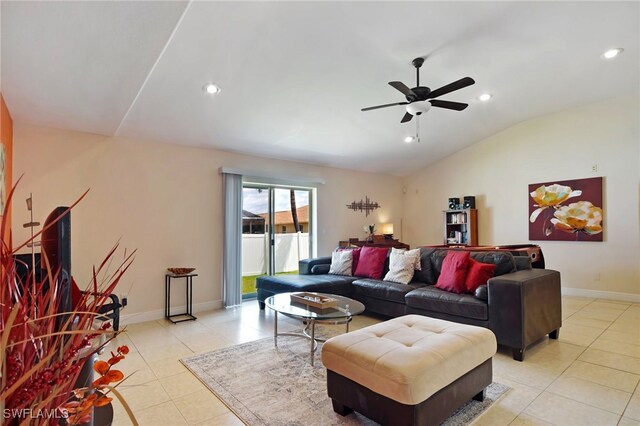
xmin=265 ymin=292 xmax=365 ymax=320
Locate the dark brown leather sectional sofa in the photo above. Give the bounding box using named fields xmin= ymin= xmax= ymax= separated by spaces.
xmin=256 ymin=247 xmax=562 ymax=361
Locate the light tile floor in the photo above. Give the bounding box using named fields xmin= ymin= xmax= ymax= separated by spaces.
xmin=105 ymin=296 xmax=640 ymax=425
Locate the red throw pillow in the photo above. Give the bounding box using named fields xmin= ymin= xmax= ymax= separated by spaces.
xmin=337 ymin=247 xmax=361 ymax=274
xmin=354 ymin=246 xmax=389 ymax=279
xmin=465 ymin=258 xmax=497 ymax=293
xmin=435 ymin=251 xmax=470 ymax=294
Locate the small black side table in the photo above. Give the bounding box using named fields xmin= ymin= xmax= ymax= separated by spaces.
xmin=165 ymin=273 xmax=198 ymax=323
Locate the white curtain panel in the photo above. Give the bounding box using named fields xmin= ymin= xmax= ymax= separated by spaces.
xmin=222 ymin=173 xmax=243 ymax=307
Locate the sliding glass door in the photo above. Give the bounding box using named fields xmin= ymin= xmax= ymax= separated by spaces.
xmin=241 ymin=185 xmax=312 ymax=299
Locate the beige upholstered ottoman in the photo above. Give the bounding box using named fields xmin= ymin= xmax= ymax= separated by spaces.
xmin=321 ymin=315 xmax=497 ymax=426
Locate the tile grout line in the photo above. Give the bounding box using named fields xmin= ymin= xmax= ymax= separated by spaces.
xmin=612 ymin=304 xmax=640 ymax=422
xmin=112 ymin=299 xmax=637 ymax=425
xmin=512 ymin=300 xmax=617 ymax=422
xmin=543 ymin=302 xmax=640 ymax=419
xmin=506 ymin=410 xmax=549 ymax=425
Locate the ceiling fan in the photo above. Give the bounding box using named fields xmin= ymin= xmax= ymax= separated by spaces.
xmin=362 ymin=57 xmax=475 ymax=123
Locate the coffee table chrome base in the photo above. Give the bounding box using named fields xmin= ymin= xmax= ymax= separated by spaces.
xmin=273 ymin=311 xmax=352 ymax=366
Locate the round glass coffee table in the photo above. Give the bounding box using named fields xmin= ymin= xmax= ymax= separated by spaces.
xmin=265 ymin=292 xmax=365 ymax=365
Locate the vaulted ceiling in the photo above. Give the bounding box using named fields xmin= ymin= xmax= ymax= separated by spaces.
xmin=2 ymin=1 xmax=638 ymax=176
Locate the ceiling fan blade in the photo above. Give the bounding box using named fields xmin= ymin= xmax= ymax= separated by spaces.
xmin=389 ymin=81 xmax=417 ymax=99
xmin=429 ymin=99 xmax=469 ymax=111
xmin=361 ymin=102 xmax=408 ymax=112
xmin=401 ymin=112 xmax=413 ymax=123
xmin=426 ymin=77 xmax=475 ymax=99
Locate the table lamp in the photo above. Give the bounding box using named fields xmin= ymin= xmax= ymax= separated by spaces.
xmin=381 ymin=223 xmax=394 ymax=240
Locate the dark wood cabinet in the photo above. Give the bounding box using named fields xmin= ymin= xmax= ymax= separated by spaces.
xmin=443 ymin=209 xmax=478 ymax=246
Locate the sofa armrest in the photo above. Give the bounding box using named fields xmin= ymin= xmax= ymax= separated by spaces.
xmin=299 ymin=256 xmax=332 ymax=275
xmin=487 ymin=269 xmax=562 ymax=360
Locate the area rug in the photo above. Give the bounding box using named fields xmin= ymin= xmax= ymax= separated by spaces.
xmin=181 ymin=332 xmax=509 ymax=426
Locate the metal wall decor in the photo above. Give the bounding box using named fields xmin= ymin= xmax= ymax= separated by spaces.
xmin=346 ymin=196 xmax=380 ymax=217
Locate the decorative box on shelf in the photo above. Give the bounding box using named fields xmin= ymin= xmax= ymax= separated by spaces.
xmin=291 ymin=292 xmax=338 ymax=309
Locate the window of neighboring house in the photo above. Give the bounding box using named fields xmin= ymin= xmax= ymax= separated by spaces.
xmin=282 ymin=226 xmax=286 ymax=233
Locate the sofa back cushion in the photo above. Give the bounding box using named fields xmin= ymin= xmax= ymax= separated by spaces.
xmin=514 ymin=256 xmax=532 ymax=270
xmin=430 ymin=249 xmax=515 ymax=278
xmin=411 ymin=247 xmax=438 ymax=284
xmin=469 ymin=251 xmax=516 ymax=277
xmin=354 ymin=246 xmax=390 ymax=279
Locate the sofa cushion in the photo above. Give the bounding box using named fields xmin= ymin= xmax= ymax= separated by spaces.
xmin=411 ymin=247 xmax=437 ymax=284
xmin=469 ymin=252 xmax=516 ymax=277
xmin=435 ymin=251 xmax=470 ymax=294
xmin=405 ymin=286 xmax=488 ymax=321
xmin=352 ymin=279 xmax=417 ymax=304
xmin=329 ymin=250 xmax=353 ymax=276
xmin=354 ymin=247 xmax=389 ymax=279
xmin=255 ymin=274 xmax=355 ymax=296
xmin=431 ymin=250 xmax=516 ymax=278
xmin=465 ymin=258 xmax=497 ymax=293
xmin=514 ymin=256 xmax=532 ymax=271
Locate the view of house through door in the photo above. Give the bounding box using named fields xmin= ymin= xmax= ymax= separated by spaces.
xmin=241 ymin=185 xmax=312 ymax=299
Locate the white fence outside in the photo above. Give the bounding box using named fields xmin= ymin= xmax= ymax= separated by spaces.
xmin=242 ymin=233 xmax=309 ymax=275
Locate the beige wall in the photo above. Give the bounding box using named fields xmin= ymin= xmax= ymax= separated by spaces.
xmin=13 ymin=95 xmax=639 ymax=319
xmin=403 ymin=96 xmax=640 ymax=298
xmin=13 ymin=124 xmax=403 ymax=319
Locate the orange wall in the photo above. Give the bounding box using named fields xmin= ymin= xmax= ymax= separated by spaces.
xmin=1 ymin=93 xmax=13 ymax=246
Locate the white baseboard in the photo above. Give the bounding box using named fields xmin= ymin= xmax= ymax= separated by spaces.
xmin=120 ymin=300 xmax=224 ymax=326
xmin=562 ymin=287 xmax=640 ymax=303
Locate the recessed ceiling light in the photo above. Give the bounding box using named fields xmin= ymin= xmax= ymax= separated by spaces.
xmin=478 ymin=93 xmax=492 ymax=102
xmin=602 ymin=48 xmax=623 ymax=59
xmin=203 ymin=83 xmax=221 ymax=94
xmin=404 ymin=136 xmax=416 ymax=143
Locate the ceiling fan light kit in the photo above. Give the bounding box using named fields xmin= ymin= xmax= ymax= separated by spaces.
xmin=406 ymin=101 xmax=431 ymax=116
xmin=362 ymin=57 xmax=475 ymax=124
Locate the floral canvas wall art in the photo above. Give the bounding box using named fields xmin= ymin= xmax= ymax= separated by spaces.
xmin=528 ymin=176 xmax=603 ymax=242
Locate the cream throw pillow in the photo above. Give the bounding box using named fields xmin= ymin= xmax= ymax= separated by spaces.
xmin=384 ymin=250 xmax=418 ymax=284
xmin=329 ymin=250 xmax=353 ymax=276
xmin=391 ymin=247 xmax=422 ymax=270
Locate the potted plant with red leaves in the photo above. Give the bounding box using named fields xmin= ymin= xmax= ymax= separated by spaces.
xmin=1 ymin=181 xmax=138 ymax=425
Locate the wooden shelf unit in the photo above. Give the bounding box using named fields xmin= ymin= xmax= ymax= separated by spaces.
xmin=443 ymin=209 xmax=478 ymax=246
